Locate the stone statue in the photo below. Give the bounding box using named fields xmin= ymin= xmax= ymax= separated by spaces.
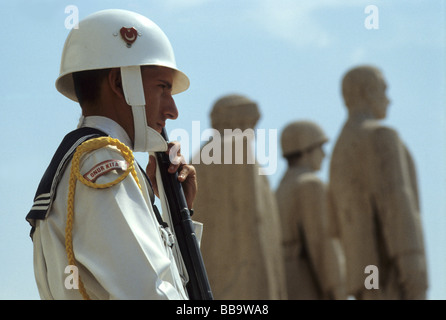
xmin=327 ymin=65 xmax=428 ymax=299
xmin=276 ymin=120 xmax=346 ymax=300
xmin=192 ymin=94 xmax=287 ymax=299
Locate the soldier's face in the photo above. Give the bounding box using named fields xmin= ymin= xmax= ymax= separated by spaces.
xmin=141 ymin=66 xmax=178 ymax=133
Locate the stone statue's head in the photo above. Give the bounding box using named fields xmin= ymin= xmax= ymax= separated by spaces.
xmin=210 ymin=94 xmax=260 ymax=133
xmin=342 ymin=65 xmax=390 ymax=119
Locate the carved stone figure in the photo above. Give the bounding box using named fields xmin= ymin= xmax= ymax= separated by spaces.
xmin=276 ymin=120 xmax=346 ymax=299
xmin=193 ymin=94 xmax=287 ymax=299
xmin=328 ymin=65 xmax=428 ymax=299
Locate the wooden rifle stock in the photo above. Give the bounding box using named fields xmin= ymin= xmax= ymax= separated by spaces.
xmin=155 ymin=128 xmax=213 ymax=300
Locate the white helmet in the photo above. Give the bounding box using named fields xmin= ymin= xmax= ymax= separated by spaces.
xmin=56 ymin=9 xmax=190 ymax=152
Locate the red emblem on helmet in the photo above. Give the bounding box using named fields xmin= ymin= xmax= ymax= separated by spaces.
xmin=120 ymin=27 xmax=138 ymax=47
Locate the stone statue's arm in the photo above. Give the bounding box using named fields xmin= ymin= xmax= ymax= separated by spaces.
xmin=301 ymin=179 xmax=346 ymax=299
xmin=370 ymin=126 xmax=428 ymax=298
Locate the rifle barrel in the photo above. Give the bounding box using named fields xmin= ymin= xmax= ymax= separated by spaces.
xmin=155 ymin=128 xmax=213 ymax=300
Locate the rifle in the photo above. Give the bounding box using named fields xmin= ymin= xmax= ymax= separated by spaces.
xmin=155 ymin=128 xmax=213 ymax=300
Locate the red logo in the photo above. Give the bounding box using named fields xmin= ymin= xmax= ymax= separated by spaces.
xmin=120 ymin=27 xmax=138 ymax=47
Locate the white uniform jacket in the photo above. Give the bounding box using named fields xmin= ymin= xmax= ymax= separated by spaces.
xmin=28 ymin=116 xmax=191 ymax=300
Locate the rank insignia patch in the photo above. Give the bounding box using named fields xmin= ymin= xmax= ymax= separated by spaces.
xmin=84 ymin=159 xmax=129 ymax=182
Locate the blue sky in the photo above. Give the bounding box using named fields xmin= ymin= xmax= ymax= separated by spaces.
xmin=0 ymin=0 xmax=444 ymax=299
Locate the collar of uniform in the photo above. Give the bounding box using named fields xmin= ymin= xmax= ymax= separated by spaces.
xmin=80 ymin=116 xmax=133 ymax=150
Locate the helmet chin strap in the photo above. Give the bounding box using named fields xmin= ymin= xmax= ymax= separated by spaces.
xmin=120 ymin=66 xmax=168 ymax=152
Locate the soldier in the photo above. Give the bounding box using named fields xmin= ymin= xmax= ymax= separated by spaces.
xmin=328 ymin=65 xmax=428 ymax=299
xmin=26 ymin=9 xmax=199 ymax=299
xmin=276 ymin=121 xmax=346 ymax=299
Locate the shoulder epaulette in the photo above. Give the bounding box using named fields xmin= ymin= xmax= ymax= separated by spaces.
xmin=26 ymin=127 xmax=107 ymax=234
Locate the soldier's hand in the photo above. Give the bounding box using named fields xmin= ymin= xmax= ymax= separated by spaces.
xmin=146 ymin=141 xmax=197 ymax=209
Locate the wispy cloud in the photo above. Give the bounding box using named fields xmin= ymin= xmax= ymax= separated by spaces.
xmin=158 ymin=0 xmax=444 ymax=50
xmin=246 ymin=0 xmax=367 ymax=48
xmin=161 ymin=0 xmax=211 ymax=9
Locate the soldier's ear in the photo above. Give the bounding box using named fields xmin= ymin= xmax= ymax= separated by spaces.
xmin=108 ymin=68 xmax=125 ymax=99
